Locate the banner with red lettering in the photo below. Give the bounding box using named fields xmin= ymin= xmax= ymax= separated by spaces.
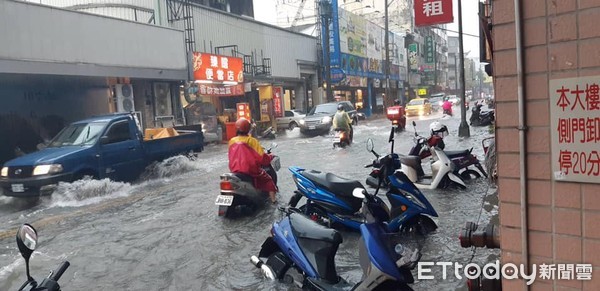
xmin=550 ymin=76 xmax=600 ymax=183
xmin=192 ymin=52 xmax=244 ymax=83
xmin=414 ymin=0 xmax=454 ymax=27
xmin=273 ymin=87 xmax=283 ymax=118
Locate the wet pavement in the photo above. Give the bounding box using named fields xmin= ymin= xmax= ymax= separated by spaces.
xmin=0 ymin=105 xmax=498 ymax=290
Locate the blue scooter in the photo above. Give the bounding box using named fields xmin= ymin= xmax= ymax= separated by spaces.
xmin=287 ymin=130 xmax=438 ymax=234
xmin=251 ymin=188 xmax=422 ymax=290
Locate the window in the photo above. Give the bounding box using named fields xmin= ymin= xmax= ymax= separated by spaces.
xmin=105 ymin=121 xmax=131 ymax=144
xmin=284 ymin=111 xmax=294 ymax=117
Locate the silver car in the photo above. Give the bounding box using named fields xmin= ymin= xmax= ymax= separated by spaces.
xmin=276 ymin=110 xmax=305 ymax=130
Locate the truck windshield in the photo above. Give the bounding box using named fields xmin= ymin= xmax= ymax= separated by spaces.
xmin=48 ymin=122 xmax=107 ymax=147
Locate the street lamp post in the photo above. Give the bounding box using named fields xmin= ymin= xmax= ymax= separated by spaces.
xmin=457 ymin=0 xmax=470 ymax=137
xmin=384 ymin=0 xmax=391 ymax=106
xmin=319 ymin=0 xmax=334 ymax=102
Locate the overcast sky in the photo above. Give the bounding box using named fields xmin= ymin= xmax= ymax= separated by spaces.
xmin=253 ymin=0 xmax=483 ymax=61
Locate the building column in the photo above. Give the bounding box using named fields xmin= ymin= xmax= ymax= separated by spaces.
xmin=294 ymin=83 xmax=306 ymax=111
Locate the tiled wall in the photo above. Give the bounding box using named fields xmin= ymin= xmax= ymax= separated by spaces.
xmin=493 ymin=0 xmax=600 ymax=289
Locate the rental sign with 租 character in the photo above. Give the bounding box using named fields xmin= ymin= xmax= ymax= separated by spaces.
xmin=414 ymin=0 xmax=454 ymax=27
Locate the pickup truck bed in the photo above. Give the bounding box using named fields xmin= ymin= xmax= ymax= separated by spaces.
xmin=144 ymin=130 xmax=204 ymax=161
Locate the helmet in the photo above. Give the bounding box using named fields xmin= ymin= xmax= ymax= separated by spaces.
xmin=394 ymin=99 xmax=401 ymax=106
xmin=429 ymin=121 xmax=449 ymax=138
xmin=235 ymin=118 xmax=251 ymax=134
xmin=337 ymin=103 xmax=344 ymax=111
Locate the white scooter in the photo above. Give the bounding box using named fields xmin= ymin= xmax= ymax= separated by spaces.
xmin=398 ymin=122 xmax=466 ymax=190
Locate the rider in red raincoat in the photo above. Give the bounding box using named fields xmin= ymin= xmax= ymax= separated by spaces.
xmin=228 ymin=118 xmax=277 ymax=203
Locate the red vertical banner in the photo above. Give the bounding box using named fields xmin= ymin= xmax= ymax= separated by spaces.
xmin=273 ymin=87 xmax=283 ymax=118
xmin=414 ymin=0 xmax=454 ymax=27
xmin=236 ymin=103 xmax=251 ymax=121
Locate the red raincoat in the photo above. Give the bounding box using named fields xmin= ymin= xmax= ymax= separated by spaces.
xmin=228 ymin=135 xmax=277 ymax=192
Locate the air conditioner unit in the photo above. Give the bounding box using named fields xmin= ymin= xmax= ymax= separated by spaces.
xmin=115 ymin=84 xmax=135 ymax=112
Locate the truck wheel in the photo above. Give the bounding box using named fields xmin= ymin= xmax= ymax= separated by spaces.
xmin=74 ymin=170 xmax=96 ymax=182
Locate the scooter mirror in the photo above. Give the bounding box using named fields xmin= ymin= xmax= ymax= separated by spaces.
xmin=366 ymin=138 xmax=374 ymax=152
xmin=352 ymin=188 xmax=366 ymax=199
xmin=412 ymin=121 xmax=418 ymax=136
xmin=16 ymin=224 xmax=37 ymax=257
xmin=270 ymin=142 xmax=278 ymax=149
xmin=388 ymin=127 xmax=394 ymax=142
xmin=16 ymin=224 xmax=37 ymax=281
xmin=412 ymin=121 xmax=417 ymax=127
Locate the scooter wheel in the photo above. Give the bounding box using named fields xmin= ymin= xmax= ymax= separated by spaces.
xmin=460 ymin=169 xmax=482 ymax=181
xmin=400 ymin=215 xmax=437 ymax=235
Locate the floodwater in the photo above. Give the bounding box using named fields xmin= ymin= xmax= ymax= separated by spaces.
xmin=0 ymin=105 xmax=498 ymax=290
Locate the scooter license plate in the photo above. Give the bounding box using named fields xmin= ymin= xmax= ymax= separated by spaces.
xmin=215 ymin=195 xmax=234 ymax=206
xmin=11 ymin=184 xmax=25 ymax=193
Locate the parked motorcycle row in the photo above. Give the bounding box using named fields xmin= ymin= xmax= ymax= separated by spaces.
xmin=208 ymin=118 xmax=488 ymax=290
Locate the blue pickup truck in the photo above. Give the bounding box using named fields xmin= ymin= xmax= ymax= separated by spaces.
xmin=0 ymin=113 xmax=203 ymax=197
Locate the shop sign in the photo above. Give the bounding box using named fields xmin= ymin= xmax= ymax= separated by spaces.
xmin=550 ymin=76 xmax=600 ymax=183
xmin=408 ymin=43 xmax=419 ymax=72
xmin=197 ymin=84 xmax=244 ymax=97
xmin=273 ymin=87 xmax=283 ymax=118
xmin=330 ymin=68 xmax=346 ymax=83
xmin=414 ymin=0 xmax=454 ymax=27
xmin=192 ymin=52 xmax=244 ymax=83
xmin=425 ymin=36 xmax=435 ymax=64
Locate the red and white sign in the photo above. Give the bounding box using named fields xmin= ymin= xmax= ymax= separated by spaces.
xmin=197 ymin=84 xmax=244 ymax=97
xmin=414 ymin=0 xmax=454 ymax=27
xmin=273 ymin=87 xmax=283 ymax=118
xmin=550 ymin=76 xmax=600 ymax=183
xmin=192 ymin=52 xmax=244 ymax=83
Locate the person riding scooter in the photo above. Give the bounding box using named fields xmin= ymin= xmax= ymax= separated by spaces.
xmin=332 ymin=103 xmax=353 ymax=144
xmin=228 ymin=118 xmax=277 ymax=203
xmin=442 ymin=99 xmax=453 ymax=116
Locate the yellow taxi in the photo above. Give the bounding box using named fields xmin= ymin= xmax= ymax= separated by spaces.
xmin=405 ymin=98 xmax=433 ymax=116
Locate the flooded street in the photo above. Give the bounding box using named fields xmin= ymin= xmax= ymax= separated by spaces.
xmin=0 ymin=107 xmax=498 ymax=290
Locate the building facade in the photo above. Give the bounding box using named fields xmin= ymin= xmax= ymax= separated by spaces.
xmin=493 ymin=0 xmax=600 ymax=289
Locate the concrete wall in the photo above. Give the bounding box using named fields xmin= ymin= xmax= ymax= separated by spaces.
xmin=493 ymin=0 xmax=600 ymax=289
xmin=0 ymin=1 xmax=187 ymax=79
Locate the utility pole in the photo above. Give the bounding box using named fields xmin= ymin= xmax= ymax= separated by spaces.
xmin=319 ymin=0 xmax=334 ymax=102
xmin=384 ymin=0 xmax=391 ymax=105
xmin=457 ymin=0 xmax=470 ymax=137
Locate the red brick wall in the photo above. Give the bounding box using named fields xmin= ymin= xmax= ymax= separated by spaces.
xmin=493 ymin=0 xmax=600 ymax=289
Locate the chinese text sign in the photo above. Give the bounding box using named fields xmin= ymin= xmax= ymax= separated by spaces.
xmin=414 ymin=0 xmax=454 ymax=27
xmin=192 ymin=52 xmax=244 ymax=83
xmin=550 ymin=76 xmax=600 ymax=183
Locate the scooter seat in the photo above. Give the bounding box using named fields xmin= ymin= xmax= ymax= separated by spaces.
xmin=302 ymin=170 xmax=364 ymax=198
xmin=444 ymin=149 xmax=471 ymax=158
xmin=289 ymin=213 xmax=343 ymax=245
xmin=231 ymin=172 xmax=254 ymax=184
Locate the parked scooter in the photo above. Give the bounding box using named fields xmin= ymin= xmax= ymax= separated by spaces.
xmin=470 ymin=103 xmax=495 ymax=126
xmin=15 ymin=224 xmax=70 ymax=291
xmin=288 ymin=163 xmax=438 ymax=233
xmin=408 ymin=122 xmax=487 ymax=180
xmin=366 ymin=126 xmax=466 ymax=190
xmin=251 ymin=189 xmax=422 ymax=290
xmin=332 ymin=128 xmax=352 ymax=148
xmin=216 ymin=143 xmax=280 ymax=217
